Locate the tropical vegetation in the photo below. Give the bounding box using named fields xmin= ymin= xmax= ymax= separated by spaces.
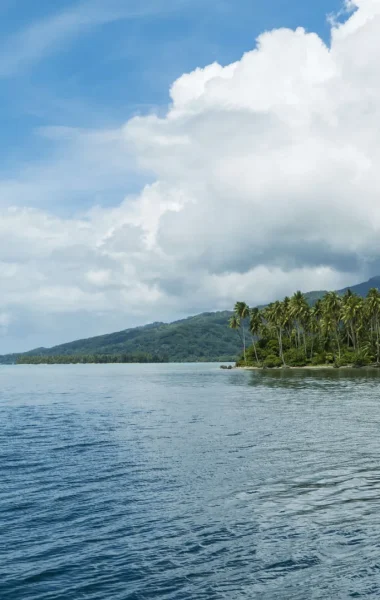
xmin=230 ymin=289 xmax=380 ymax=368
xmin=16 ymin=353 xmax=169 ymax=365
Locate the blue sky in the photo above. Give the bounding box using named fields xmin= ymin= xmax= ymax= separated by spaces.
xmin=3 ymin=0 xmax=373 ymax=353
xmin=0 ymin=0 xmax=343 ymax=211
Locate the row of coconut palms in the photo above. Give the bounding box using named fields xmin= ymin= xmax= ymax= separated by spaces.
xmin=229 ymin=288 xmax=380 ymax=367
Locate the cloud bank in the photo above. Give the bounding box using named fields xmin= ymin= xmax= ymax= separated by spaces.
xmin=1 ymin=0 xmax=380 ymax=351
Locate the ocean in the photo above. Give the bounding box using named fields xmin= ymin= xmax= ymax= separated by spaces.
xmin=2 ymin=363 xmax=380 ymax=599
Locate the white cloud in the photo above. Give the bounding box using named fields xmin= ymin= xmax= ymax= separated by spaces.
xmin=2 ymin=0 xmax=380 ymax=352
xmin=0 ymin=126 xmax=137 ymax=210
xmin=86 ymin=269 xmax=111 ymax=287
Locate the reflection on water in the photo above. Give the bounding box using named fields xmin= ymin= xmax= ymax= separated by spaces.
xmin=244 ymin=367 xmax=380 ymax=390
xmin=2 ymin=363 xmax=380 ymax=599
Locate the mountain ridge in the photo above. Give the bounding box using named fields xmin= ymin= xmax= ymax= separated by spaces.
xmin=1 ymin=277 xmax=379 ymax=364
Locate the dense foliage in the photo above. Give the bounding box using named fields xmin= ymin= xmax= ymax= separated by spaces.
xmin=230 ymin=288 xmax=380 ymax=368
xmin=16 ymin=353 xmax=168 ymax=365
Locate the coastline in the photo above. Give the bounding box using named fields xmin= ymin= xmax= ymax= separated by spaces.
xmin=236 ymin=365 xmax=380 ymax=371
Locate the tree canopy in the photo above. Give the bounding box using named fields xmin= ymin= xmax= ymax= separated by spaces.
xmin=230 ymin=288 xmax=380 ymax=368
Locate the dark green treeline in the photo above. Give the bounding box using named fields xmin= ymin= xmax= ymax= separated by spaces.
xmin=17 ymin=353 xmax=169 ymax=365
xmin=230 ymin=289 xmax=380 ymax=368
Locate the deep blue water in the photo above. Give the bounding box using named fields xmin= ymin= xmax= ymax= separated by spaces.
xmin=2 ymin=364 xmax=380 ymax=599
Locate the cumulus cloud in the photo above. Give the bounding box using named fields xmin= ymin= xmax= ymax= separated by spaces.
xmin=1 ymin=0 xmax=380 ymax=351
xmin=0 ymin=126 xmax=137 ymax=211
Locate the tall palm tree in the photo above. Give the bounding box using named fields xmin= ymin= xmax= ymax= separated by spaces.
xmin=265 ymin=301 xmax=286 ymax=365
xmin=342 ymin=290 xmax=354 ymax=346
xmin=366 ymin=288 xmax=380 ymax=363
xmin=309 ymin=299 xmax=323 ymax=359
xmin=320 ymin=312 xmax=335 ymax=356
xmin=341 ymin=294 xmax=363 ymax=351
xmin=313 ymin=298 xmax=324 ymax=325
xmin=301 ymin=304 xmax=312 ymax=355
xmin=290 ymin=291 xmax=309 ymax=353
xmin=229 ymin=314 xmax=243 ymax=358
xmin=233 ymin=301 xmax=250 ymax=363
xmin=282 ymin=296 xmax=292 ymax=341
xmin=323 ymin=292 xmax=342 ymax=359
xmin=307 ymin=307 xmax=318 ymax=359
xmin=249 ymin=307 xmax=262 ymax=365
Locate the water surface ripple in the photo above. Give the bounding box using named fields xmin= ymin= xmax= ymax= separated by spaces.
xmin=2 ymin=364 xmax=380 ymax=599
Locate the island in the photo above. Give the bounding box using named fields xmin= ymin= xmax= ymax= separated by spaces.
xmin=229 ymin=289 xmax=380 ymax=369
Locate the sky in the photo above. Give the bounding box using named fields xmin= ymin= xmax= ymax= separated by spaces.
xmin=0 ymin=0 xmax=379 ymax=353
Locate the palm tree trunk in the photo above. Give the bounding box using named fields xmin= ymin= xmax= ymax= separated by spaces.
xmin=351 ymin=323 xmax=356 ymax=351
xmin=347 ymin=329 xmax=353 ymax=348
xmin=310 ymin=335 xmax=315 ymax=360
xmin=242 ymin=323 xmax=246 ymax=364
xmin=278 ymin=328 xmax=285 ymax=366
xmin=335 ymin=328 xmax=341 ymax=359
xmin=234 ymin=327 xmax=244 ymax=361
xmin=251 ymin=335 xmax=259 ymax=365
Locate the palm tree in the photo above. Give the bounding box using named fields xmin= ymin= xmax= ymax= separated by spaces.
xmin=307 ymin=307 xmax=318 ymax=359
xmin=264 ymin=301 xmax=286 ymax=365
xmin=229 ymin=314 xmax=244 ymax=360
xmin=342 ymin=290 xmax=354 ymax=346
xmin=230 ymin=288 xmax=380 ymax=367
xmin=229 ymin=314 xmax=241 ymax=335
xmin=249 ymin=307 xmax=262 ymax=365
xmin=234 ymin=302 xmax=249 ymax=364
xmin=366 ymin=288 xmax=380 ymax=363
xmin=290 ymin=291 xmax=309 ymax=353
xmin=341 ymin=294 xmax=363 ymax=351
xmin=313 ymin=298 xmax=324 ymax=325
xmin=282 ymin=296 xmax=292 ymax=341
xmin=323 ymin=292 xmax=342 ymax=359
xmin=307 ymin=299 xmax=323 ymax=359
xmin=320 ymin=312 xmax=335 ymax=357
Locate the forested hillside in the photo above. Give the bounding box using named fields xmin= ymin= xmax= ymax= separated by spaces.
xmin=0 ymin=312 xmax=240 ymax=364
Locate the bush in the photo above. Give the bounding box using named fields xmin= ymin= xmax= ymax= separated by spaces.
xmin=339 ymin=351 xmax=355 ymax=366
xmin=311 ymin=352 xmax=326 ymax=366
xmin=284 ymin=348 xmax=307 ymax=367
xmin=265 ymin=339 xmax=280 ymax=355
xmin=352 ymin=350 xmax=371 ymax=367
xmin=263 ymin=354 xmax=282 ymax=368
xmin=245 ymin=345 xmax=263 ymax=364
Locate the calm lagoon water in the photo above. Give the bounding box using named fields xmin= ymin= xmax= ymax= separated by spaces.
xmin=2 ymin=364 xmax=380 ymax=599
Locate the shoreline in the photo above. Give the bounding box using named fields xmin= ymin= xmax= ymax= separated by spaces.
xmin=236 ymin=365 xmax=380 ymax=371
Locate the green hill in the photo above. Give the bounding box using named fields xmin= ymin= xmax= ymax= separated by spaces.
xmin=301 ymin=276 xmax=380 ymax=306
xmin=0 ymin=311 xmax=241 ymax=364
xmin=338 ymin=276 xmax=380 ymax=297
xmin=2 ymin=277 xmax=379 ymax=364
